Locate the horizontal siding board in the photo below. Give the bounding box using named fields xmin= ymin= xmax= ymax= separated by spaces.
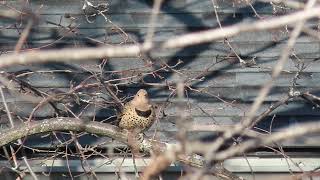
xmin=3 ymin=71 xmax=319 ymax=88
xmin=0 ymin=85 xmax=310 ymax=104
xmin=2 ymin=13 xmax=319 ymax=29
xmin=101 ymin=57 xmax=320 ymax=73
xmin=1 ymin=0 xmax=294 ymax=14
xmin=2 ymin=56 xmax=320 ymax=74
xmin=3 ymin=114 xmax=308 ymax=133
xmin=17 ymin=132 xmax=320 ymax=148
xmin=1 ymin=28 xmax=319 ymax=43
xmin=149 ymin=42 xmax=320 ymax=58
xmin=164 ymin=102 xmax=320 ymax=117
xmin=1 ymin=99 xmax=319 ymax=118
xmin=1 ymin=42 xmax=319 ymax=58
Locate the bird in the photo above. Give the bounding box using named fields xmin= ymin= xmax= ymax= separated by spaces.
xmin=118 ymin=89 xmax=156 ymax=135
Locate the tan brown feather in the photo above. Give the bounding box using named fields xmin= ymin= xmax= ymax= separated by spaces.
xmin=118 ymin=89 xmax=155 ymax=133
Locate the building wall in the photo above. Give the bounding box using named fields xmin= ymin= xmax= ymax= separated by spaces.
xmin=0 ymin=0 xmax=320 ymax=178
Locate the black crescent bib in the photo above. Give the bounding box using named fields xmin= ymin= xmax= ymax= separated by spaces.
xmin=135 ymin=108 xmax=152 ymax=118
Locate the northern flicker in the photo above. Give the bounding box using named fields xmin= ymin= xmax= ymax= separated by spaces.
xmin=118 ymin=89 xmax=156 ymax=134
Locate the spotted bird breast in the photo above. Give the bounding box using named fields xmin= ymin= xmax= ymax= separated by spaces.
xmin=118 ymin=103 xmax=155 ymax=133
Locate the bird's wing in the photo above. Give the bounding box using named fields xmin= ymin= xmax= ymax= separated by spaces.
xmin=116 ymin=102 xmax=129 ymax=120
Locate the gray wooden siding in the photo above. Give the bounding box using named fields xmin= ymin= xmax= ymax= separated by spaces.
xmin=1 ymin=0 xmax=320 ymax=148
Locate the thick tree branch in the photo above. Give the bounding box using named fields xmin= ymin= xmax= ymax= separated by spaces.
xmin=0 ymin=118 xmax=127 ymax=147
xmin=1 ymin=117 xmax=320 ymax=178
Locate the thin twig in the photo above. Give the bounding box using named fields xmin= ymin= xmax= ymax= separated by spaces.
xmin=14 ymin=19 xmax=33 ymax=52
xmin=211 ymin=0 xmax=245 ymax=64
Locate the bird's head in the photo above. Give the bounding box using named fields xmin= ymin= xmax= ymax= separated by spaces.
xmin=131 ymin=89 xmax=151 ymax=111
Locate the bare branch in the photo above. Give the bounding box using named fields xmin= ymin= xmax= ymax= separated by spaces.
xmin=162 ymin=5 xmax=320 ymax=48
xmin=215 ymin=121 xmax=320 ymax=161
xmin=0 ymin=6 xmax=319 ymax=67
xmin=0 ymin=45 xmax=142 ymax=68
xmin=203 ymin=0 xmax=318 ymax=160
xmin=143 ymin=0 xmax=163 ymax=49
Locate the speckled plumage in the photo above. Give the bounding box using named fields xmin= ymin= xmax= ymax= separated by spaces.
xmin=118 ymin=89 xmax=155 ymax=133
